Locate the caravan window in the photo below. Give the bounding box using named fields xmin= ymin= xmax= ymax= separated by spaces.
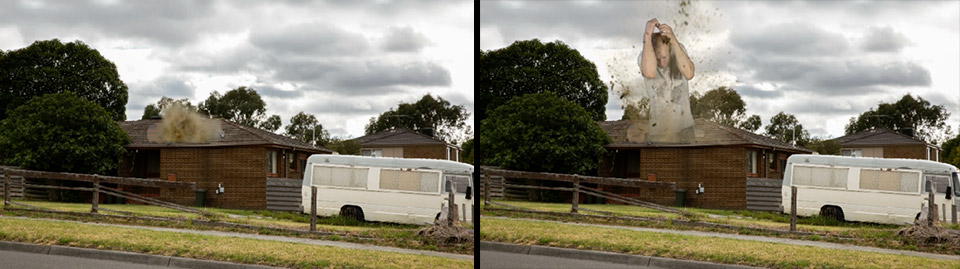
xmin=380 ymin=169 xmax=440 ymax=193
xmin=860 ymin=169 xmax=919 ymax=193
xmin=924 ymin=175 xmax=950 ymax=194
xmin=444 ymin=175 xmax=470 ymax=194
xmin=953 ymin=173 xmax=960 ymax=196
xmin=792 ymin=166 xmax=848 ymax=188
xmin=312 ymin=166 xmax=368 ymax=189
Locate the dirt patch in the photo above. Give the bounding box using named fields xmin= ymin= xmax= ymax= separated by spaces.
xmin=417 ymin=224 xmax=473 ymax=246
xmin=897 ymin=224 xmax=960 ymax=248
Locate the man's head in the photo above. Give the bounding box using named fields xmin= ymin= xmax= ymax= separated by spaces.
xmin=651 ymin=32 xmax=671 ymax=68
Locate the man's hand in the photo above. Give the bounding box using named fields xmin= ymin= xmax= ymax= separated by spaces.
xmin=645 ymin=18 xmax=660 ymax=36
xmin=658 ymin=23 xmax=675 ymax=43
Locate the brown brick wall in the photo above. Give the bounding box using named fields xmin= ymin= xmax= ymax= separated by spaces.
xmin=883 ymin=145 xmax=928 ymax=160
xmin=403 ymin=145 xmax=448 ymax=160
xmin=159 ymin=146 xmax=267 ymax=209
xmin=600 ymin=146 xmax=750 ymax=209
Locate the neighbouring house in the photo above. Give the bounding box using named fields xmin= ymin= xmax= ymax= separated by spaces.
xmin=117 ymin=118 xmax=331 ymax=209
xmin=352 ymin=128 xmax=462 ymax=162
xmin=832 ymin=128 xmax=941 ymax=161
xmin=597 ymin=119 xmax=812 ymax=209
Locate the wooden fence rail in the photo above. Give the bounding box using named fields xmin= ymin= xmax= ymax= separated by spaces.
xmin=3 ymin=168 xmax=201 ymax=218
xmin=481 ymin=167 xmax=679 ymax=215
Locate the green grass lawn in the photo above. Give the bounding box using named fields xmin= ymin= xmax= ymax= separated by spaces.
xmin=481 ymin=217 xmax=959 ymax=268
xmin=484 ymin=199 xmax=960 ymax=255
xmin=0 ymin=217 xmax=471 ymax=268
xmin=4 ymin=200 xmax=473 ymax=254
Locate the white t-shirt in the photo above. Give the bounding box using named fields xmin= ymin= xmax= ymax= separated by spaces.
xmin=636 ymin=46 xmax=695 ymax=143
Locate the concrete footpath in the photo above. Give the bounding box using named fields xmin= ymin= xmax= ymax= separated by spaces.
xmin=488 ymin=216 xmax=960 ymax=261
xmin=0 ymin=240 xmax=275 ymax=268
xmin=0 ymin=216 xmax=472 ymax=261
xmin=480 ymin=241 xmax=756 ymax=269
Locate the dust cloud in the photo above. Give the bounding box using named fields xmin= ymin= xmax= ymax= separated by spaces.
xmin=159 ymin=103 xmax=222 ymax=143
xmin=608 ymin=0 xmax=724 ymax=144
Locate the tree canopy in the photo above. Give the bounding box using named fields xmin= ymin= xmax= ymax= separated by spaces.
xmin=803 ymin=137 xmax=841 ymax=155
xmin=460 ymin=138 xmax=474 ymax=165
xmin=479 ymin=39 xmax=608 ymax=122
xmin=284 ymin=111 xmax=328 ymax=147
xmin=845 ymin=94 xmax=952 ymax=145
xmin=764 ymin=112 xmax=809 ymax=146
xmin=198 ymin=86 xmax=281 ymax=132
xmin=0 ymin=39 xmax=128 ymax=121
xmin=325 ymin=137 xmax=361 ymax=155
xmin=365 ymin=94 xmax=470 ymax=145
xmin=941 ymin=135 xmax=960 ymax=168
xmin=480 ymin=92 xmax=610 ymax=175
xmin=142 ymin=96 xmax=196 ymax=119
xmin=0 ymin=92 xmax=130 ymax=174
xmin=689 ymin=87 xmax=760 ymax=132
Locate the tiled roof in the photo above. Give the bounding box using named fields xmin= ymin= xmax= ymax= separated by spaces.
xmin=118 ymin=118 xmax=332 ymax=153
xmin=832 ymin=128 xmax=934 ymax=147
xmin=599 ymin=118 xmax=811 ymax=152
xmin=352 ymin=128 xmax=453 ymax=147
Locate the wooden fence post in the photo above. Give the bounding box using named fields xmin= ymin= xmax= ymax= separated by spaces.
xmin=91 ymin=176 xmax=100 ymax=213
xmin=790 ymin=186 xmax=797 ymax=232
xmin=571 ymin=176 xmax=580 ymax=214
xmin=3 ymin=171 xmax=9 ymax=207
xmin=447 ymin=179 xmax=456 ymax=226
xmin=484 ymin=173 xmax=491 ymax=204
xmin=943 ymin=204 xmax=947 ymax=223
xmin=928 ymin=190 xmax=936 ymax=226
xmin=952 ymin=205 xmax=957 ymax=225
xmin=310 ymin=186 xmax=317 ymax=232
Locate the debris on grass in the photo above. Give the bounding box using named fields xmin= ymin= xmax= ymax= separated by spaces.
xmin=897 ymin=224 xmax=960 ymax=247
xmin=417 ymin=224 xmax=473 ymax=246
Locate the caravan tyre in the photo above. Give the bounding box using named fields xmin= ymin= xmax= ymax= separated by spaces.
xmin=340 ymin=206 xmax=365 ymax=222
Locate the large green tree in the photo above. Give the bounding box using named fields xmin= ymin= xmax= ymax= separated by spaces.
xmin=0 ymin=39 xmax=128 ymax=121
xmin=365 ymin=94 xmax=470 ymax=145
xmin=479 ymin=39 xmax=608 ymax=122
xmin=198 ymin=86 xmax=281 ymax=131
xmin=325 ymin=137 xmax=361 ymax=155
xmin=845 ymin=94 xmax=952 ymax=145
xmin=142 ymin=96 xmax=196 ymax=119
xmin=481 ymin=92 xmax=610 ymax=175
xmin=764 ymin=112 xmax=810 ymax=146
xmin=804 ymin=137 xmax=841 ymax=155
xmin=460 ymin=138 xmax=474 ymax=165
xmin=0 ymin=92 xmax=130 ymax=174
xmin=689 ymin=87 xmax=760 ymax=132
xmin=941 ymin=135 xmax=960 ymax=168
xmin=284 ymin=111 xmax=328 ymax=147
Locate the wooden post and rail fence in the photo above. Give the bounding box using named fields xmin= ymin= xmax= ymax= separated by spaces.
xmin=2 ymin=168 xmax=203 ymax=217
xmin=480 ymin=166 xmax=680 ymax=215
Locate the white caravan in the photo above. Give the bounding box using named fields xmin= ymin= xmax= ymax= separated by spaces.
xmin=301 ymin=155 xmax=474 ymax=225
xmin=782 ymin=154 xmax=960 ymax=225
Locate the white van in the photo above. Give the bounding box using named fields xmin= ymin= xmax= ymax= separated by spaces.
xmin=782 ymin=154 xmax=960 ymax=225
xmin=301 ymin=155 xmax=473 ymax=225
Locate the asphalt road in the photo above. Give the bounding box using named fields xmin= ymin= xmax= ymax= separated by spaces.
xmin=0 ymin=249 xmax=173 ymax=269
xmin=479 ymin=250 xmax=662 ymax=269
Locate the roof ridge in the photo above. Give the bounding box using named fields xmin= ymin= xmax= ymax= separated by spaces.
xmin=702 ymin=119 xmax=804 ymax=150
xmin=222 ymin=119 xmax=275 ymax=143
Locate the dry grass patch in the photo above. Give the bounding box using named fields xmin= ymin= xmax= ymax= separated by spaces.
xmin=0 ymin=217 xmax=471 ymax=268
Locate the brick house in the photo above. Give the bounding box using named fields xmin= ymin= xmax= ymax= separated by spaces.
xmin=117 ymin=118 xmax=331 ymax=209
xmin=832 ymin=128 xmax=940 ymax=161
xmin=352 ymin=128 xmax=461 ymax=162
xmin=597 ymin=119 xmax=811 ymax=209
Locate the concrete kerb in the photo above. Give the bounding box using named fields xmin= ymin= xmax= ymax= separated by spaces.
xmin=0 ymin=240 xmax=275 ymax=268
xmin=480 ymin=241 xmax=756 ymax=269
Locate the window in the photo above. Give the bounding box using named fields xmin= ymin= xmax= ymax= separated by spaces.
xmin=444 ymin=175 xmax=471 ymax=194
xmin=924 ymin=175 xmax=950 ymax=194
xmin=953 ymin=172 xmax=960 ymax=196
xmin=768 ymin=152 xmax=776 ymax=171
xmin=793 ymin=166 xmax=848 ymax=188
xmin=860 ymin=169 xmax=919 ymax=193
xmin=266 ymin=151 xmax=277 ymax=174
xmin=746 ymin=151 xmax=757 ymax=174
xmin=288 ymin=152 xmax=296 ymax=170
xmin=312 ymin=166 xmax=368 ymax=188
xmin=841 ymin=149 xmax=862 ymax=157
xmin=380 ymin=169 xmax=440 ymax=193
xmin=361 ymin=149 xmax=382 ymax=157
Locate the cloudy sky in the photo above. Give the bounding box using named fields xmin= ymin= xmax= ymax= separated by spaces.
xmin=481 ymin=1 xmax=960 ymax=139
xmin=0 ymin=0 xmax=474 ymax=139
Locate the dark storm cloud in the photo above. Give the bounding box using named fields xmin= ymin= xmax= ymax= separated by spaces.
xmin=250 ymin=22 xmax=370 ymax=56
xmin=731 ymin=22 xmax=849 ymax=57
xmin=255 ymin=85 xmax=303 ymax=99
xmin=381 ymin=26 xmax=431 ymax=52
xmin=334 ymin=61 xmax=451 ymax=89
xmin=0 ymin=0 xmax=219 ymax=47
xmin=738 ymin=56 xmax=931 ymax=96
xmin=809 ymin=61 xmax=930 ymax=89
xmin=861 ymin=26 xmax=911 ymax=53
xmin=736 ymin=85 xmax=783 ymax=99
xmin=481 ymin=1 xmax=642 ymax=43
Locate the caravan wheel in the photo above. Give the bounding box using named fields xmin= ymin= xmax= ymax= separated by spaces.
xmin=820 ymin=206 xmax=845 ymax=222
xmin=340 ymin=206 xmax=365 ymax=222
